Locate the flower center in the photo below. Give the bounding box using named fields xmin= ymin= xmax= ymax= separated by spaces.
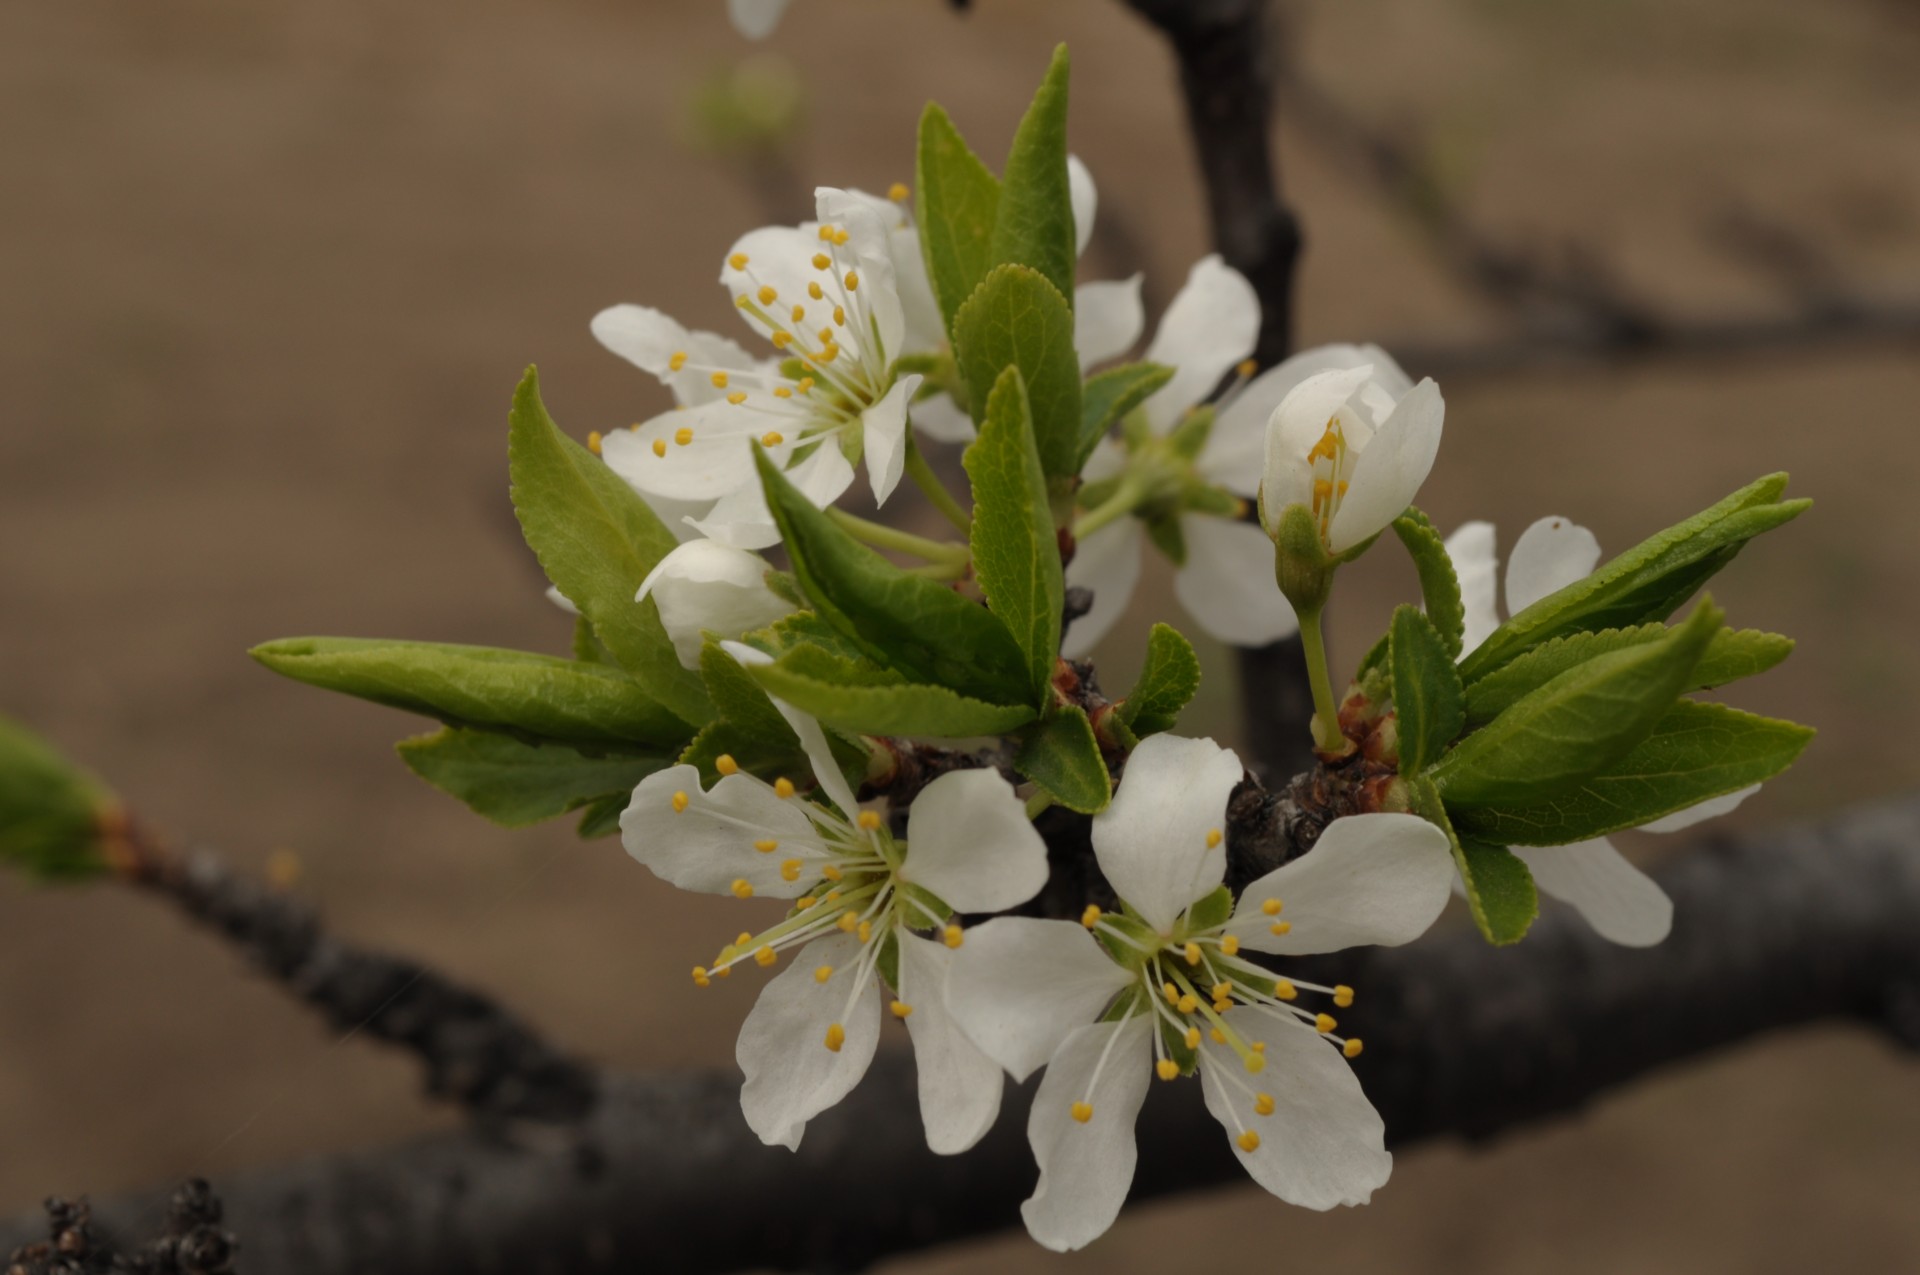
xmin=1305 ymin=413 xmax=1357 ymax=543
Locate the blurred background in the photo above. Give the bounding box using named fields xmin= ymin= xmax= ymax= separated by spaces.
xmin=2 ymin=0 xmax=1917 ymax=1270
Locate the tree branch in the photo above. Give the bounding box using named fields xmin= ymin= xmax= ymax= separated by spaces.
xmin=18 ymin=794 xmax=1916 ymax=1274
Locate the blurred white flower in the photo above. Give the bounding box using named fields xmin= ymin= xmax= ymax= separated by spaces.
xmin=634 ymin=540 xmax=796 ymax=669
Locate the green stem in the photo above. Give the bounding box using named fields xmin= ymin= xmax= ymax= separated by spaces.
xmin=1024 ymin=790 xmax=1055 ymax=821
xmin=905 ymin=434 xmax=972 ymax=534
xmin=1295 ymin=604 xmax=1350 ymax=756
xmin=827 ymin=507 xmax=968 ymax=563
xmin=908 ymin=559 xmax=970 ymax=582
xmin=1071 ymin=475 xmax=1149 ymax=541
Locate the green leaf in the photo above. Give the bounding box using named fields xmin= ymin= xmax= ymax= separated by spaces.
xmin=753 ymin=447 xmax=1033 ymax=706
xmin=251 ymin=637 xmax=689 ymax=749
xmin=0 ymin=714 xmax=115 ymax=880
xmin=507 ymin=368 xmax=711 ymax=727
xmin=1459 ymin=474 xmax=1809 ymax=682
xmin=1392 ymin=513 xmax=1465 ymax=658
xmin=1076 ymin=362 xmax=1173 ymax=471
xmin=1431 ymin=600 xmax=1723 ymax=808
xmin=1390 ymin=606 xmax=1465 ymax=776
xmin=1453 ymin=700 xmax=1813 ymax=847
xmin=1465 ymin=624 xmax=1795 ymax=728
xmin=1118 ymin=624 xmax=1202 ymax=737
xmin=570 ymin=614 xmax=608 ymax=665
xmin=397 ymin=728 xmax=665 ymax=829
xmin=965 ymin=366 xmax=1063 ymax=706
xmin=952 ymin=264 xmax=1083 ymax=480
xmin=749 ymin=656 xmax=1037 ymax=738
xmin=576 ymin=793 xmax=628 ymax=839
xmin=915 ymin=104 xmax=1002 ymax=337
xmin=1016 ymin=706 xmax=1111 ymax=813
xmin=1414 ymin=777 xmax=1536 ymax=945
xmin=988 ymin=45 xmax=1075 ymax=309
xmin=699 ymin=641 xmax=799 ymax=749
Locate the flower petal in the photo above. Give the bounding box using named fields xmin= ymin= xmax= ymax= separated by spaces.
xmin=1513 ymin=839 xmax=1672 ymax=947
xmin=1259 ymin=365 xmax=1378 ymax=525
xmin=1093 ymin=734 xmax=1244 ymax=929
xmin=1231 ymin=813 xmax=1454 ymax=954
xmin=726 ymin=0 xmax=792 ymax=39
xmin=862 ymin=373 xmax=923 ymax=505
xmin=1444 ymin=520 xmax=1501 ymax=655
xmin=635 ymin=541 xmax=795 ymax=669
xmin=1640 ymin=783 xmax=1760 ymax=833
xmin=1504 ymin=515 xmax=1601 ymax=613
xmin=898 ymin=934 xmax=1004 ymax=1155
xmin=1061 ymin=518 xmax=1142 ymax=658
xmin=1325 ymin=377 xmax=1444 ymax=555
xmin=1209 ymin=344 xmax=1408 ymax=496
xmin=620 ymin=764 xmax=826 ymax=898
xmin=1201 ymin=1009 xmax=1389 ymax=1209
xmin=943 ymin=917 xmax=1134 ymax=1082
xmin=600 ymin=400 xmax=770 ymax=503
xmin=1141 ymin=255 xmax=1261 ymax=433
xmin=720 ymin=642 xmax=860 ymax=816
xmin=1073 ymin=275 xmax=1145 ymax=369
xmin=903 ymin=769 xmax=1049 ymax=914
xmin=1021 ymin=1016 xmax=1153 ymax=1252
xmin=815 ymin=187 xmax=906 ymax=363
xmin=686 ymin=443 xmax=855 ymax=550
xmin=909 ymin=392 xmax=978 ymax=444
xmin=889 ymin=225 xmax=948 ymax=355
xmin=1068 ymin=153 xmax=1097 ymax=258
xmin=738 ymin=932 xmax=881 ymax=1149
xmin=1172 ymin=515 xmax=1299 ymax=647
xmin=590 ymin=304 xmax=759 ymax=407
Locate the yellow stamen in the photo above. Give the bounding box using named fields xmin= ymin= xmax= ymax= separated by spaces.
xmin=791 ymin=304 xmax=807 ymax=322
xmin=1210 ymin=982 xmax=1232 ymax=1001
xmin=796 ymin=896 xmax=817 ymax=910
xmin=753 ymin=838 xmax=778 ymax=854
xmin=888 ymin=182 xmax=910 ymax=202
xmin=890 ymin=1000 xmax=913 ymax=1019
xmin=1262 ymin=898 xmax=1283 ymax=916
xmin=857 ymin=920 xmax=872 ymax=944
xmin=1206 ymin=827 xmax=1222 ymax=849
xmin=817 ymin=327 xmax=834 ymax=343
xmin=814 ymin=965 xmax=833 ymax=983
xmin=675 ymin=426 xmax=695 ymax=445
xmin=773 ymin=386 xmax=793 ymax=399
xmin=771 ymin=331 xmax=792 ymax=349
xmin=944 ymin=924 xmax=964 ymax=949
xmin=1163 ymin=982 xmax=1180 ymax=1005
xmin=831 ymin=228 xmax=850 ymax=245
xmin=726 ymin=392 xmax=747 ymax=406
xmin=754 ymin=945 xmax=777 ymax=967
xmin=821 ymin=864 xmax=843 ymax=882
xmin=668 ymin=351 xmax=688 ymax=371
xmin=774 ymin=777 xmax=796 ymax=798
xmin=1070 ymin=1101 xmax=1093 ymax=1123
xmin=808 ymin=281 xmax=824 ymax=301
xmin=1254 ymin=1093 xmax=1275 ymax=1116
xmin=757 ymin=285 xmax=778 ymax=305
xmin=825 ymin=1023 xmax=846 ymax=1052
xmin=1315 ymin=1013 xmax=1337 ymax=1034
xmin=1177 ymin=993 xmax=1199 ymax=1014
xmin=1333 ymin=985 xmax=1354 ymax=1008
xmin=1236 ymin=358 xmax=1258 ymax=378
xmin=762 ymin=431 xmax=785 ymax=446
xmin=692 ymin=966 xmax=710 ymax=987
xmin=1210 ymin=1028 xmax=1227 ymax=1044
xmin=857 ymin=810 xmax=882 ymax=831
xmin=1270 ymin=921 xmax=1292 ymax=936
xmin=780 ymin=859 xmax=802 ymax=882
xmin=1245 ymin=1053 xmax=1267 ymax=1074
xmin=586 ymin=430 xmax=603 ymax=455
xmin=1156 ymin=1059 xmax=1180 ymax=1081
xmin=812 ymin=253 xmax=831 ymax=269
xmin=1237 ymin=1130 xmax=1261 ymax=1153
xmin=671 ymin=790 xmax=689 ymax=813
xmin=715 ymin=754 xmax=739 ymax=776
xmin=844 ymin=270 xmax=859 ymax=290
xmin=730 ymin=879 xmax=754 ymax=900
xmin=1184 ymin=941 xmax=1202 ymax=965
xmin=1081 ymin=905 xmax=1103 ymax=928
xmin=1220 ymin=935 xmax=1241 ymax=956
xmin=817 ymin=225 xmax=835 ymax=242
xmin=711 ymin=371 xmax=729 ymax=389
xmin=1275 ymin=979 xmax=1297 ymax=1001
xmin=1344 ymin=1038 xmax=1365 ymax=1058
xmin=1184 ymin=1027 xmax=1202 ymax=1049
xmin=833 ymin=305 xmax=846 ymax=326
xmin=838 ymin=910 xmax=859 ymax=933
xmin=652 ymin=439 xmax=667 ymax=458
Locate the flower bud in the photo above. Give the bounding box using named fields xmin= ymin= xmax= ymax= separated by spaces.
xmin=635 ymin=540 xmax=796 ymax=668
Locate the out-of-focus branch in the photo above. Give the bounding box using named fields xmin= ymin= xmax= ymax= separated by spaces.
xmin=6 ymin=1180 xmax=236 ymax=1275
xmin=16 ymin=793 xmax=1917 ymax=1274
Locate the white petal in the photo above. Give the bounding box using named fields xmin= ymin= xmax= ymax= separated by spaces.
xmin=599 ymin=400 xmax=771 ymax=503
xmin=1141 ymin=255 xmax=1261 ymax=433
xmin=943 ymin=918 xmax=1133 ymax=1082
xmin=1231 ymin=813 xmax=1454 ymax=955
xmin=1259 ymin=365 xmax=1378 ymax=526
xmin=861 ymin=373 xmax=923 ymax=504
xmin=1022 ymin=1015 xmax=1153 ymax=1252
xmin=590 ymin=304 xmax=758 ymax=407
xmin=720 ymin=641 xmax=860 ymax=816
xmin=1210 ymin=344 xmax=1403 ymax=495
xmin=544 ymin=584 xmax=580 ymax=617
xmin=620 ymin=765 xmax=826 ymax=898
xmin=1513 ymin=839 xmax=1672 ymax=947
xmin=1068 ymin=154 xmax=1097 ymax=258
xmin=1640 ymin=783 xmax=1761 ymax=833
xmin=814 ymin=188 xmax=906 ymax=363
xmin=1444 ymin=520 xmax=1501 ymax=655
xmin=903 ymin=769 xmax=1049 ymax=914
xmin=898 ymin=934 xmax=1004 ymax=1155
xmin=635 ymin=541 xmax=794 ymax=669
xmin=909 ymin=392 xmax=978 ymax=445
xmin=1505 ymin=515 xmax=1602 ymax=613
xmin=726 ymin=0 xmax=792 ymax=39
xmin=1326 ymin=378 xmax=1444 ymax=555
xmin=686 ymin=443 xmax=856 ymax=550
xmin=1172 ymin=515 xmax=1299 ymax=647
xmin=1061 ymin=519 xmax=1142 ymax=658
xmin=1093 ymin=734 xmax=1244 ymax=930
xmin=889 ymin=224 xmax=947 ymax=355
xmin=1201 ymin=1010 xmax=1389 ymax=1209
xmin=738 ymin=932 xmax=880 ymax=1149
xmin=1073 ymin=276 xmax=1145 ymax=370
xmin=719 ymin=225 xmax=825 ymax=345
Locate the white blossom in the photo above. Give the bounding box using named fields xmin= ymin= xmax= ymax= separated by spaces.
xmin=945 ymin=734 xmax=1455 ymax=1250
xmin=727 ymin=0 xmax=792 ymax=39
xmin=633 ymin=541 xmax=796 ymax=669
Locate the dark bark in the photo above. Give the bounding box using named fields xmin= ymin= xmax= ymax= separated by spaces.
xmin=16 ymin=794 xmax=1917 ymax=1274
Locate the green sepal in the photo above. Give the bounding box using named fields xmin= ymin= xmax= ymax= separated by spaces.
xmin=396 ymin=727 xmax=665 ymax=829
xmin=0 ymin=714 xmax=116 ymax=881
xmin=1016 ymin=706 xmax=1111 ymax=813
xmin=1391 ymin=511 xmax=1466 ymax=658
xmin=952 ymin=264 xmax=1083 ymax=481
xmin=1093 ymin=914 xmax=1160 ymax=970
xmin=1159 ymin=1015 xmax=1200 ymax=1077
xmin=1118 ymin=623 xmax=1202 ymax=737
xmin=915 ymin=103 xmax=1002 ymax=338
xmin=1183 ymin=884 xmax=1234 ymax=935
xmin=1076 ymin=363 xmax=1173 ymax=471
xmin=989 ymin=45 xmax=1076 ymax=309
xmin=1144 ymin=513 xmax=1186 ymax=566
xmin=1165 ymin=405 xmax=1215 ymax=462
xmin=1389 ymin=605 xmax=1465 ymax=777
xmin=1099 ymin=983 xmax=1151 ymax=1021
xmin=1414 ymin=777 xmax=1536 ymax=945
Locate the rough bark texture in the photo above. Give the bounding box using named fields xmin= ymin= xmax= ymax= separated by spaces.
xmin=15 ymin=794 xmax=1916 ymax=1274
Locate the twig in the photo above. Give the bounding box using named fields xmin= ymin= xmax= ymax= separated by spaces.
xmin=5 ymin=1180 xmax=236 ymax=1275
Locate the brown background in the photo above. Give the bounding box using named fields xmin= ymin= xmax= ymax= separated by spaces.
xmin=2 ymin=0 xmax=1917 ymax=1270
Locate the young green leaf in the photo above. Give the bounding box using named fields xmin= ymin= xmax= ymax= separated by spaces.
xmin=989 ymin=45 xmax=1075 ymax=308
xmin=915 ymin=103 xmax=1002 ymax=337
xmin=251 ymin=637 xmax=691 ymax=749
xmin=752 ymin=447 xmax=1033 ymax=707
xmin=749 ymin=655 xmax=1037 ymax=738
xmin=965 ymin=366 xmax=1063 ymax=706
xmin=1076 ymin=362 xmax=1173 ymax=472
xmin=952 ymin=264 xmax=1082 ymax=480
xmin=507 ymin=368 xmax=711 ymax=727
xmin=1431 ymin=600 xmax=1723 ymax=809
xmin=699 ymin=640 xmax=800 ymax=748
xmin=1392 ymin=513 xmax=1466 ymax=658
xmin=1414 ymin=777 xmax=1536 ymax=945
xmin=397 ymin=728 xmax=666 ymax=829
xmin=1459 ymin=473 xmax=1809 ymax=682
xmin=0 ymin=714 xmax=115 ymax=880
xmin=1453 ymin=700 xmax=1813 ymax=847
xmin=1016 ymin=706 xmax=1111 ymax=813
xmin=570 ymin=614 xmax=608 ymax=665
xmin=1118 ymin=623 xmax=1202 ymax=737
xmin=1390 ymin=605 xmax=1465 ymax=776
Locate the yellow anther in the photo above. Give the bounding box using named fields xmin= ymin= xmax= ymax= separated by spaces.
xmin=761 ymin=431 xmax=785 ymax=446
xmin=735 ymin=932 xmax=752 ymax=946
xmin=1177 ymin=994 xmax=1199 ymax=1014
xmin=1337 ymin=480 xmax=1349 ymax=497
xmin=757 ymin=285 xmax=778 ymax=305
xmin=1313 ymin=478 xmax=1334 ymax=504
xmin=712 ymin=964 xmax=731 ymax=979
xmin=944 ymin=924 xmax=964 ymax=949
xmin=1156 ymin=1059 xmax=1180 ymax=1081
xmin=715 ymin=754 xmax=739 ymax=776
xmin=890 ymin=1000 xmax=913 ymax=1019
xmin=1236 ymin=358 xmax=1258 ymax=378
xmin=754 ymin=945 xmax=777 ymax=967
xmin=814 ymin=964 xmax=833 ymax=983
xmin=730 ymin=879 xmax=754 ymax=899
xmin=728 ymin=252 xmax=750 ymax=270
xmin=726 ymin=391 xmax=747 ymax=406
xmin=888 ymin=182 xmax=910 ymax=202
xmin=586 ymin=430 xmax=603 ymax=455
xmin=824 ymin=890 xmax=842 ymax=903
xmin=710 ymin=371 xmax=729 ymax=389
xmin=671 ymin=790 xmax=690 ymax=813
xmin=753 ymin=838 xmax=778 ymax=854
xmin=652 ymin=439 xmax=667 ymax=458
xmin=1210 ymin=982 xmax=1232 ymax=1001
xmin=1206 ymin=827 xmax=1222 ymax=849
xmin=780 ymin=859 xmax=802 ymax=882
xmin=669 ymin=351 xmax=689 ymax=371
xmin=1343 ymin=1037 xmax=1365 ymax=1059
xmin=1233 ymin=498 xmax=1250 ymax=518
xmin=1184 ymin=1027 xmax=1202 ymax=1049
xmin=844 ymin=270 xmax=860 ymax=290
xmin=837 ymin=910 xmax=859 ymax=933
xmin=817 ymin=327 xmax=834 ymax=343
xmin=770 ymin=331 xmax=792 ymax=350
xmin=1070 ymin=1101 xmax=1094 ymax=1124
xmin=692 ymin=966 xmax=711 ymax=987
xmin=817 ymin=225 xmax=835 ymax=242
xmin=1333 ymin=984 xmax=1355 ymax=1008
xmin=813 ymin=345 xmax=839 ymax=364
xmin=857 ymin=810 xmax=883 ymax=831
xmin=774 ymin=777 xmax=796 ymax=798
xmin=675 ymin=426 xmax=695 ymax=445
xmin=1251 ymin=1041 xmax=1265 ymax=1054
xmin=825 ymin=1023 xmax=846 ymax=1052
xmin=1254 ymin=1093 xmax=1275 ymax=1116
xmin=1270 ymin=921 xmax=1292 ymax=936
xmin=1275 ymin=979 xmax=1297 ymax=1001
xmin=1081 ymin=905 xmax=1103 ymax=928
xmin=857 ymin=920 xmax=872 ymax=944
xmin=833 ymin=306 xmax=846 ymax=326
xmin=1237 ymin=1130 xmax=1261 ymax=1153
xmin=831 ymin=228 xmax=850 ymax=245
xmin=796 ymin=895 xmax=816 ymax=910
xmin=773 ymin=386 xmax=793 ymax=399
xmin=791 ymin=304 xmax=806 ymax=322
xmin=808 ymin=281 xmax=824 ymax=301
xmin=1184 ymin=942 xmax=1202 ymax=965
xmin=1163 ymin=981 xmax=1180 ymax=1005
xmin=821 ymin=864 xmax=843 ymax=882
xmin=812 ymin=252 xmax=831 ymax=270
xmin=1220 ymin=935 xmax=1241 ymax=956
xmin=1245 ymin=1053 xmax=1267 ymax=1074
xmin=1315 ymin=1013 xmax=1337 ymax=1034
xmin=1262 ymin=898 xmax=1283 ymax=916
xmin=736 ymin=294 xmax=751 ymax=310
xmin=1210 ymin=1028 xmax=1227 ymax=1044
